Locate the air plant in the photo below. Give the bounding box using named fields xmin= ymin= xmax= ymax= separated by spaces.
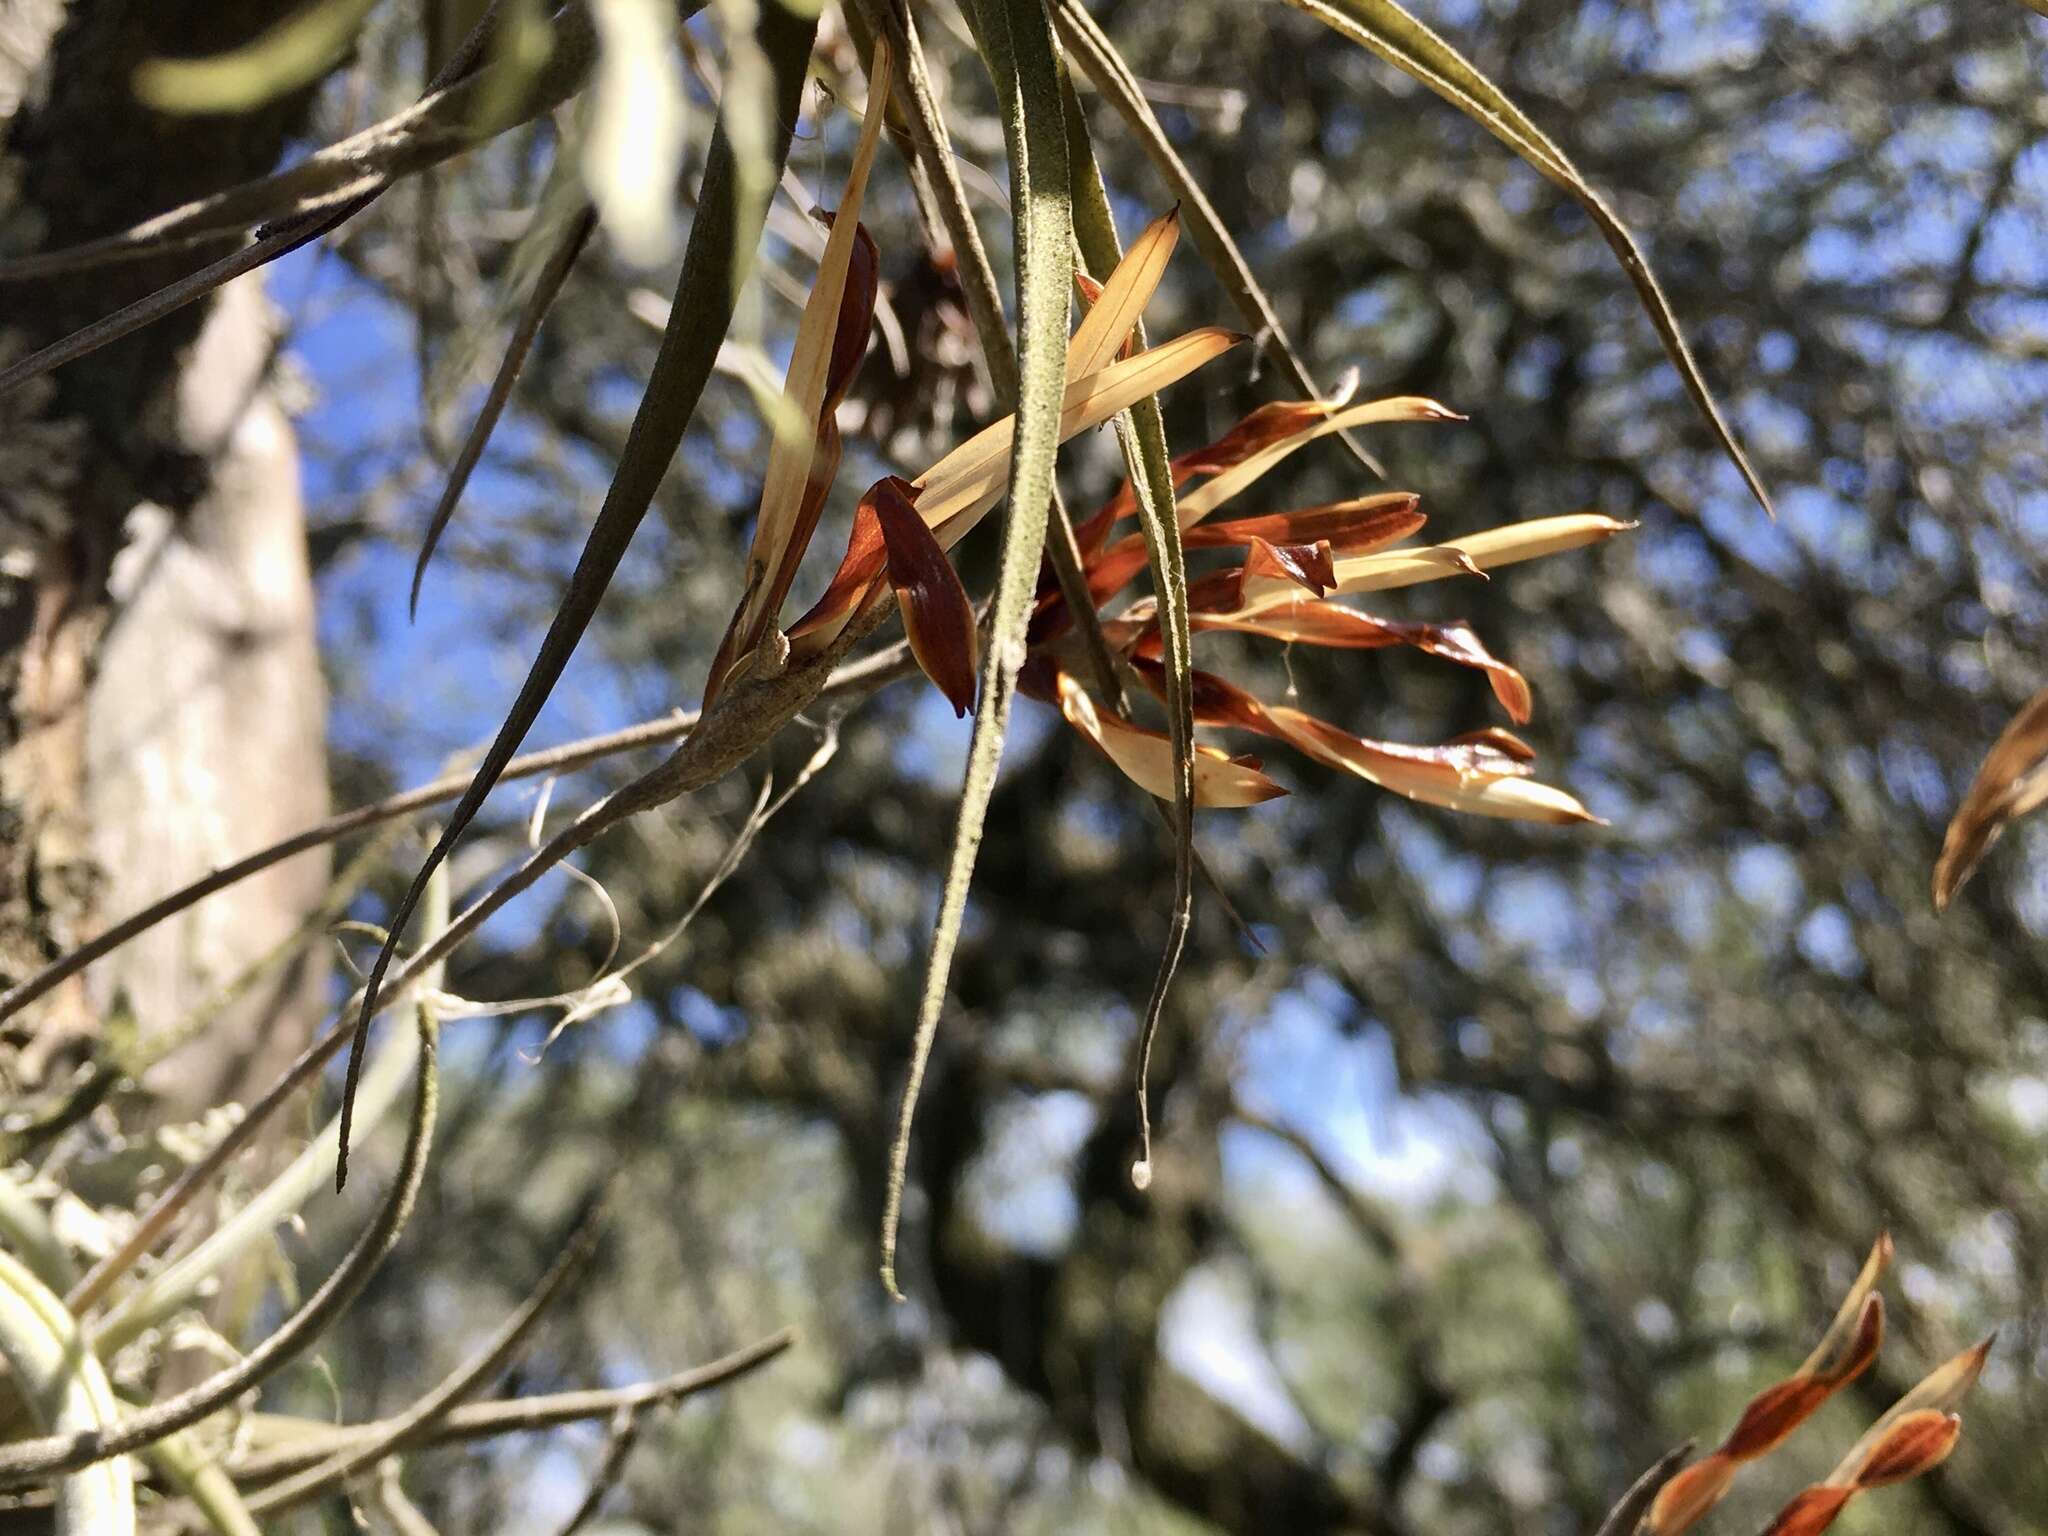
xmin=700 ymin=184 xmax=1629 ymax=828
xmin=1628 ymin=1234 xmax=1989 ymax=1536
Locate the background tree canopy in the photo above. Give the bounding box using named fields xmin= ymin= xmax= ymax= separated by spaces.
xmin=2 ymin=1 xmax=2046 ymax=1533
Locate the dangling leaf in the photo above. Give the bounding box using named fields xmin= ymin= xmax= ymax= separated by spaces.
xmin=338 ymin=1 xmax=821 ymax=1184
xmin=1933 ymin=685 xmax=2048 ymax=910
xmin=1061 ymin=120 xmax=1198 ymax=1199
xmin=1277 ymin=0 xmax=1772 ymax=516
xmin=881 ymin=0 xmax=1076 ymax=1303
xmin=873 ymin=478 xmax=978 ymax=716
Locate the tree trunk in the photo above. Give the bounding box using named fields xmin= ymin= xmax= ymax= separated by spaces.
xmin=0 ymin=0 xmax=330 ymax=1122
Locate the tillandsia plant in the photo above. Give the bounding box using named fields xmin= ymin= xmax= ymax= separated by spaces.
xmin=0 ymin=0 xmax=2042 ymax=1524
xmin=702 ymin=193 xmax=1628 ymax=824
xmin=1614 ymin=1235 xmax=1990 ymax=1536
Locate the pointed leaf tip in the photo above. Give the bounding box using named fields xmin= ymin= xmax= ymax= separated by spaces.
xmin=1934 ymin=686 xmax=2048 ymax=910
xmin=1056 ymin=670 xmax=1287 ymax=807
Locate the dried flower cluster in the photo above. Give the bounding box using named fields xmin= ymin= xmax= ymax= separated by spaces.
xmin=704 ymin=172 xmax=1630 ymax=832
xmin=1640 ymin=1235 xmax=1989 ymax=1536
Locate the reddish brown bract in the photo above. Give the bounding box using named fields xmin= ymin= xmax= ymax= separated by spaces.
xmin=873 ymin=478 xmax=977 ymax=717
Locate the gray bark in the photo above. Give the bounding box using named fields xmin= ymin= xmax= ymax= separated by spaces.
xmin=0 ymin=0 xmax=331 ymax=1116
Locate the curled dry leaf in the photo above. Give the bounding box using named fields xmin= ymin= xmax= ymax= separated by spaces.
xmin=1054 ymin=670 xmax=1287 ymax=808
xmin=1192 ymin=607 xmax=1533 ymax=723
xmin=1644 ymin=1234 xmax=1892 ymax=1536
xmin=1172 ymin=395 xmax=1464 ymax=528
xmin=1271 ymin=705 xmax=1596 ymax=823
xmin=1078 ymin=396 xmax=1451 ymax=555
xmin=1129 ymin=661 xmax=1589 ymax=825
xmin=1242 ymin=535 xmax=1337 ymax=598
xmin=1448 ymin=726 xmax=1537 ymax=760
xmin=1933 ymin=685 xmax=2048 ymax=910
xmin=1047 ymin=495 xmax=1425 ymax=634
xmin=1181 ymin=492 xmax=1426 ymax=552
xmin=872 ymin=477 xmax=977 ymax=716
xmin=1325 ymin=513 xmax=1633 ymax=598
xmin=1757 ymin=1337 xmax=1987 ymax=1536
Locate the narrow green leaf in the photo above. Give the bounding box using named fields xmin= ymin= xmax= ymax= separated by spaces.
xmin=1059 ymin=74 xmax=1194 ymax=1193
xmin=135 ymin=0 xmax=380 ymax=114
xmin=850 ymin=0 xmax=1131 ymax=709
xmin=1278 ymin=0 xmax=1772 ymax=517
xmin=413 ymin=200 xmax=598 ymax=617
xmin=1053 ymin=0 xmax=1381 ymax=476
xmin=881 ymin=0 xmax=1073 ymax=1300
xmin=341 ymin=0 xmax=819 ymax=1185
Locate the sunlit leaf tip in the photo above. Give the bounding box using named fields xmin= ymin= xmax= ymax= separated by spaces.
xmin=1758 ymin=1336 xmax=1988 ymax=1536
xmin=1933 ymin=686 xmax=2048 ymax=911
xmin=704 ymin=34 xmax=894 ymax=704
xmin=1056 ymin=671 xmax=1287 ymax=808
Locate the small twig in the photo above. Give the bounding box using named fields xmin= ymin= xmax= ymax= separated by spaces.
xmin=0 ymin=2 xmax=596 ymax=284
xmin=66 ymin=868 xmax=447 ymax=1319
xmin=550 ymin=1408 xmax=641 ymax=1536
xmin=245 ymin=1194 xmax=609 ymax=1515
xmin=0 ymin=914 xmax=447 ymax=1488
xmin=0 ymin=208 xmax=355 ymax=399
xmin=372 ymin=1460 xmax=442 ymax=1536
xmin=1231 ymin=1102 xmax=1400 ymax=1260
xmin=0 ymin=641 xmax=915 ymax=1030
xmin=227 ymin=1331 xmax=796 ymax=1485
xmin=0 ymin=0 xmax=528 ymax=395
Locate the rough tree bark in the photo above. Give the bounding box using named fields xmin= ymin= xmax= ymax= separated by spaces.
xmin=0 ymin=0 xmax=330 ymax=1121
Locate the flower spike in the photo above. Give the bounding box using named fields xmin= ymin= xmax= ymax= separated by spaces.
xmin=1644 ymin=1235 xmax=1892 ymax=1536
